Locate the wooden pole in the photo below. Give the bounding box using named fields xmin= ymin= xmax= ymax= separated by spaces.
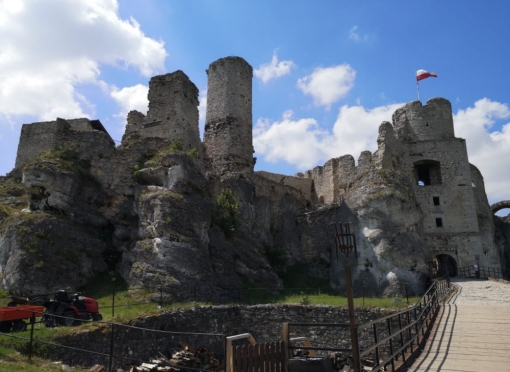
xmin=345 ymin=266 xmax=360 ymax=371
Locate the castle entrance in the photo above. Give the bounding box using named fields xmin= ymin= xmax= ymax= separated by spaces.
xmin=436 ymin=254 xmax=457 ymax=277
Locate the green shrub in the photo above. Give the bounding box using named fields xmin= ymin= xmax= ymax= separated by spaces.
xmin=186 ymin=147 xmax=199 ymax=159
xmin=213 ymin=189 xmax=240 ymax=235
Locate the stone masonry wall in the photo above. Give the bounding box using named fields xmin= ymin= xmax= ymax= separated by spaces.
xmin=51 ymin=304 xmax=383 ymax=369
xmin=204 ymin=57 xmax=254 ymax=175
xmin=404 ymin=139 xmax=479 ymax=235
xmin=14 ymin=118 xmax=115 ymax=170
xmin=392 ymin=98 xmax=455 ymax=142
xmin=143 ymin=70 xmax=200 ymax=150
xmin=255 ymin=171 xmax=314 ymax=205
xmin=250 ymin=173 xmax=308 ymax=206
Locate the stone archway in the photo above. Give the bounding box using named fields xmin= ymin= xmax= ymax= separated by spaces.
xmin=491 ymin=200 xmax=510 ymax=214
xmin=436 ymin=254 xmax=457 ymax=277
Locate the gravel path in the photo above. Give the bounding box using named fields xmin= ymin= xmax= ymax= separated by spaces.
xmin=449 ymin=277 xmax=510 ymax=305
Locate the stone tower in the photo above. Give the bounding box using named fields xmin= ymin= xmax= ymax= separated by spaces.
xmin=392 ymin=98 xmax=498 ymax=272
xmin=392 ymin=98 xmax=455 ymax=141
xmin=143 ymin=70 xmax=200 ymax=150
xmin=204 ymin=56 xmax=254 ymax=175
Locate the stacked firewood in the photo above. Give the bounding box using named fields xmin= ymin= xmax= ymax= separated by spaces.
xmin=130 ymin=341 xmax=223 ymax=372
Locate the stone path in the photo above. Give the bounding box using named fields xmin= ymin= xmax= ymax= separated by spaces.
xmin=409 ymin=278 xmax=510 ymax=372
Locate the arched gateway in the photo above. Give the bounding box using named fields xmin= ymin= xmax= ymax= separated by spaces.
xmin=490 ymin=200 xmax=510 ymax=214
xmin=436 ymin=254 xmax=457 ymax=277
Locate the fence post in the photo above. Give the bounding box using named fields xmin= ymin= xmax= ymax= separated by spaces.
xmin=373 ymin=323 xmax=380 ymax=368
xmin=405 ymin=285 xmax=409 ymax=305
xmin=387 ymin=318 xmax=395 ymax=371
xmin=160 ymin=286 xmax=163 ymax=308
xmin=282 ymin=323 xmax=289 ymax=372
xmin=108 ymin=323 xmax=115 ymax=372
xmin=398 ymin=314 xmax=406 ymax=366
xmin=112 ymin=288 xmax=115 ymax=318
xmin=28 ymin=313 xmax=35 ymax=361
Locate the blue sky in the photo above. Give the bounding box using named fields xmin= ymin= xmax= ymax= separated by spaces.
xmin=1 ymin=0 xmax=510 ymax=206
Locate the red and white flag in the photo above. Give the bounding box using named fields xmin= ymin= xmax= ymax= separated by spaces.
xmin=416 ymin=69 xmax=437 ymax=81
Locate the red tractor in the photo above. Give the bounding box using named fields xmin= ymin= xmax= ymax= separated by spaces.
xmin=42 ymin=290 xmax=103 ymax=327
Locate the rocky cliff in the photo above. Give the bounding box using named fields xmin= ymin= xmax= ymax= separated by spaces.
xmin=0 ymin=134 xmax=432 ymax=298
xmin=1 ymin=60 xmax=503 ymax=298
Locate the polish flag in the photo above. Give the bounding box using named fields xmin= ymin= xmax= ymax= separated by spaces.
xmin=416 ymin=70 xmax=438 ymax=81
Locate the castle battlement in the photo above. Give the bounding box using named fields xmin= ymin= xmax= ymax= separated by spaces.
xmin=392 ymin=97 xmax=455 ymax=142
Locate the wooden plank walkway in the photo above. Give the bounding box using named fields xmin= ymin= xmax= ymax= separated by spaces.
xmin=408 ymin=304 xmax=510 ymax=371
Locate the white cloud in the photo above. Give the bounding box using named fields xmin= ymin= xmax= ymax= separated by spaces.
xmin=198 ymin=88 xmax=207 ymax=139
xmin=453 ymin=98 xmax=510 ymax=202
xmin=0 ymin=0 xmax=167 ymax=122
xmin=253 ymin=103 xmax=403 ymax=170
xmin=254 ymin=97 xmax=510 ymax=204
xmin=254 ymin=52 xmax=295 ymax=83
xmin=297 ymin=65 xmax=356 ymax=109
xmin=110 ymin=84 xmax=149 ymax=118
xmin=349 ymin=26 xmax=367 ymax=42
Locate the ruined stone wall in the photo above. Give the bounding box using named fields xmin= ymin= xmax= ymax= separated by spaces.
xmin=304 ymin=152 xmax=376 ymax=206
xmin=141 ymin=71 xmax=200 ymax=150
xmin=255 ymin=171 xmax=314 ymax=204
xmin=15 ymin=119 xmax=70 ymax=168
xmin=14 ymin=118 xmax=115 ymax=170
xmin=403 ymin=139 xmax=479 ymax=235
xmin=392 ymin=98 xmax=455 ymax=142
xmin=250 ymin=173 xmax=308 ymax=206
xmin=122 ymin=110 xmax=146 ymax=142
xmin=470 ymin=164 xmax=500 ymax=267
xmin=373 ymin=121 xmax=405 ymax=170
xmin=204 ymin=57 xmax=254 ymax=175
xmin=51 ymin=304 xmax=383 ymax=369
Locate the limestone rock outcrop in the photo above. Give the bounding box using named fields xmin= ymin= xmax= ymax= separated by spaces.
xmin=0 ymin=56 xmax=503 ymax=299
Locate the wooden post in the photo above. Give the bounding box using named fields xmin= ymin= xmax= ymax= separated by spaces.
xmin=282 ymin=323 xmax=289 ymax=372
xmin=345 ymin=266 xmax=360 ymax=372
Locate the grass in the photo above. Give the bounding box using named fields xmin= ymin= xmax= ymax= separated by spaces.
xmin=0 ymin=346 xmax=63 ymax=371
xmin=0 ymin=272 xmax=421 ymax=370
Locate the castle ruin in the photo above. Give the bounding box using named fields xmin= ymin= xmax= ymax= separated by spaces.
xmin=5 ymin=56 xmax=506 ymax=296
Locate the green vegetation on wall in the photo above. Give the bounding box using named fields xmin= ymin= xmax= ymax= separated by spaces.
xmin=213 ymin=188 xmax=240 ymax=235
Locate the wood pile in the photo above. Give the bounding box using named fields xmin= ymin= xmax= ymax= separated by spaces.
xmin=130 ymin=341 xmax=224 ymax=372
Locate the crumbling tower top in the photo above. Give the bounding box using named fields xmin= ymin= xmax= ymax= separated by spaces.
xmin=204 ymin=56 xmax=254 ymax=175
xmin=143 ymin=70 xmax=200 ymax=149
xmin=392 ymin=97 xmax=454 ymax=142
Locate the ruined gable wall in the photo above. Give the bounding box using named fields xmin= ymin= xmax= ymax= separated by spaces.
xmin=141 ymin=71 xmax=200 ymax=150
xmin=204 ymin=57 xmax=254 ymax=175
xmin=15 ymin=119 xmax=70 ymax=169
xmin=255 ymin=171 xmax=314 ymax=204
xmin=123 ymin=110 xmax=146 ymax=142
xmin=14 ymin=118 xmax=116 ymax=170
xmin=373 ymin=121 xmax=406 ymax=170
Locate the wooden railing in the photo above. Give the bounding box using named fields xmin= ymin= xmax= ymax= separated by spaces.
xmin=357 ymin=275 xmax=451 ymax=371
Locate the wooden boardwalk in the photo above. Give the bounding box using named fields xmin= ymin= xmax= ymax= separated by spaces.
xmin=408 ymin=304 xmax=510 ymax=371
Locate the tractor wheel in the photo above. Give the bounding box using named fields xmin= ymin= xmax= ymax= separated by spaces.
xmin=12 ymin=320 xmax=27 ymax=332
xmin=0 ymin=321 xmax=12 ymax=333
xmin=62 ymin=311 xmax=77 ymax=326
xmin=92 ymin=313 xmax=103 ymax=322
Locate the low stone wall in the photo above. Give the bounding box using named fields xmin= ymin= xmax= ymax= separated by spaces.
xmin=49 ymin=304 xmax=385 ymax=369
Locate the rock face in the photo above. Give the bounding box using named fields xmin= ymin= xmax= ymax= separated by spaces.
xmin=0 ymin=56 xmax=503 ymax=298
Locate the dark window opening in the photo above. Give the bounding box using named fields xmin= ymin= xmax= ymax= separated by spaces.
xmin=435 ymin=218 xmax=443 ymax=227
xmin=433 ymin=197 xmax=440 ymax=206
xmin=414 ymin=160 xmax=442 ymax=186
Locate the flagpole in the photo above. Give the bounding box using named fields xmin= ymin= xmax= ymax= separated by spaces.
xmin=416 ymin=80 xmax=421 ymax=101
